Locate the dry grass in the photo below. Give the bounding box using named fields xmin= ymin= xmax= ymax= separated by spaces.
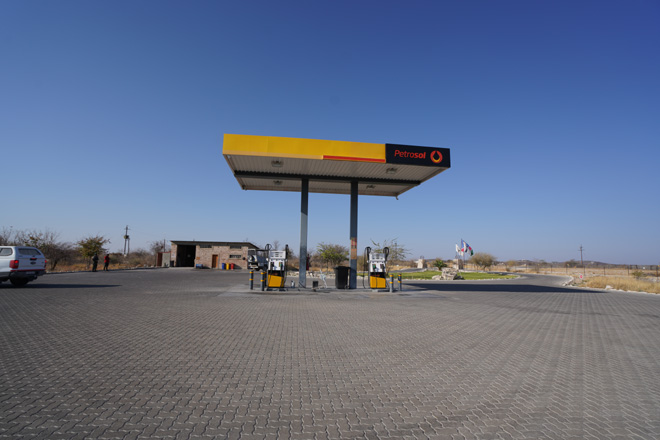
xmin=581 ymin=276 xmax=660 ymax=294
xmin=441 ymin=263 xmax=660 ymax=294
xmin=49 ymin=262 xmax=155 ymax=273
xmin=55 ymin=263 xmax=89 ymax=272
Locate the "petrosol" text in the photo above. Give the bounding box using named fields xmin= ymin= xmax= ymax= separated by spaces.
xmin=394 ymin=149 xmax=426 ymax=159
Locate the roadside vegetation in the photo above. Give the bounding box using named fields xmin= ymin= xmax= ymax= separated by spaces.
xmin=4 ymin=230 xmax=657 ymax=293
xmin=316 ymin=242 xmax=348 ymax=272
xmin=459 ymin=272 xmax=517 ymax=280
xmin=396 ymin=271 xmax=516 ymax=281
xmin=578 ymin=276 xmax=660 ymax=294
xmin=0 ymin=227 xmax=167 ymax=272
xmin=470 ymin=252 xmax=497 ymax=271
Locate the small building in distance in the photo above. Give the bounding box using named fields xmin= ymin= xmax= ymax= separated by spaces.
xmin=170 ymin=241 xmax=259 ymax=269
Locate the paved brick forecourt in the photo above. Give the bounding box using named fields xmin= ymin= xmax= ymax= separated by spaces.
xmin=1 ymin=269 xmax=659 ymax=439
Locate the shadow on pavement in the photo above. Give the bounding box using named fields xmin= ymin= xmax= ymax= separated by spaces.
xmin=404 ymin=282 xmax=593 ymax=294
xmin=0 ymin=283 xmax=121 ymax=289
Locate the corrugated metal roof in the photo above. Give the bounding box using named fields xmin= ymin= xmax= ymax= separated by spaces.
xmin=171 ymin=241 xmax=259 ymax=248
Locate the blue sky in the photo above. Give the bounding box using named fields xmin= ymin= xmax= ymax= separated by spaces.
xmin=2 ymin=0 xmax=658 ymax=264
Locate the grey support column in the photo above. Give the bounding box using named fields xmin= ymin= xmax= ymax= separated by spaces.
xmin=349 ymin=180 xmax=358 ymax=289
xmin=299 ymin=178 xmax=309 ymax=288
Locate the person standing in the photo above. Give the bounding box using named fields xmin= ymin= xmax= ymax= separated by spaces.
xmin=103 ymin=254 xmax=110 ymax=271
xmin=92 ymin=253 xmax=99 ymax=272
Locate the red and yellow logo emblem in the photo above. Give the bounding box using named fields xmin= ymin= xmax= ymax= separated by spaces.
xmin=430 ymin=150 xmax=443 ymax=163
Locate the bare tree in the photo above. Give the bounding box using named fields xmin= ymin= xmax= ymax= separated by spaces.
xmin=0 ymin=226 xmax=16 ymax=245
xmin=370 ymin=238 xmax=410 ymax=263
xmin=14 ymin=228 xmax=58 ymax=248
xmin=471 ymin=252 xmax=497 ymax=271
xmin=149 ymin=240 xmax=170 ymax=254
xmin=3 ymin=228 xmax=75 ymax=271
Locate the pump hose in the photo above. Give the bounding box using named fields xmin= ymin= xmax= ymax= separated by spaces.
xmin=362 ymin=247 xmax=369 ymax=289
xmin=283 ymin=245 xmax=289 ymax=288
xmin=384 ymin=247 xmax=390 ymax=288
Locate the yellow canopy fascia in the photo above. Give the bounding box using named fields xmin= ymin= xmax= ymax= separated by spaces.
xmin=223 ymin=134 xmax=386 ymax=163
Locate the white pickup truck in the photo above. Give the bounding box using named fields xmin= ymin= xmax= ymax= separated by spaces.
xmin=0 ymin=246 xmax=47 ymax=287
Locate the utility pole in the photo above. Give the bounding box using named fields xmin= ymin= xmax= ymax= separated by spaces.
xmin=123 ymin=226 xmax=130 ymax=256
xmin=579 ymin=245 xmax=585 ymax=276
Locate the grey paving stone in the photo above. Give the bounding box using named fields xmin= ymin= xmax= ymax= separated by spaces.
xmin=1 ymin=270 xmax=659 ymax=439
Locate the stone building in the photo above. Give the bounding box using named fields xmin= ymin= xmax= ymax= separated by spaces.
xmin=170 ymin=241 xmax=258 ymax=269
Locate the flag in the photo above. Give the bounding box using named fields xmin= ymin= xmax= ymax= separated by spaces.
xmin=455 ymin=244 xmax=461 ymax=255
xmin=461 ymin=239 xmax=474 ymax=256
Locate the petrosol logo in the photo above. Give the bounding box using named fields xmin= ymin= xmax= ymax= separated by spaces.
xmin=430 ymin=150 xmax=443 ymax=163
xmin=385 ymin=143 xmax=450 ymax=168
xmin=394 ymin=149 xmax=426 ymax=160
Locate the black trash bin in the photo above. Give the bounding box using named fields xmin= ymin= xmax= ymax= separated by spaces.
xmin=334 ymin=266 xmax=351 ymax=289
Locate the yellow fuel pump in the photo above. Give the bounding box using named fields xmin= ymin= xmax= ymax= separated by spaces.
xmin=266 ymin=244 xmax=288 ymax=288
xmin=365 ymin=246 xmax=389 ymax=289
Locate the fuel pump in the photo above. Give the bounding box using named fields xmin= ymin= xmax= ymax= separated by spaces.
xmin=266 ymin=244 xmax=288 ymax=289
xmin=364 ymin=246 xmax=389 ymax=289
xmin=247 ymin=248 xmax=268 ymax=271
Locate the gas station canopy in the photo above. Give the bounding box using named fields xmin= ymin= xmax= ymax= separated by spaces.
xmin=222 ymin=134 xmax=451 ymax=289
xmin=223 ymin=134 xmax=451 ymax=197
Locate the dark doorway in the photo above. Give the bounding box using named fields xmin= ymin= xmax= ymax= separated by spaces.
xmin=176 ymin=245 xmax=196 ymax=267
